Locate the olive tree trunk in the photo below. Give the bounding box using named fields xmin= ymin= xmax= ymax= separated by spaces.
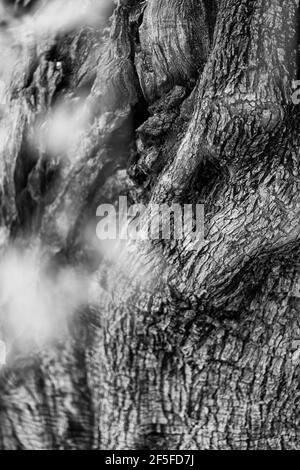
xmin=0 ymin=0 xmax=299 ymax=450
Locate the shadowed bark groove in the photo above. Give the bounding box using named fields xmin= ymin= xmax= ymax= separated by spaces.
xmin=0 ymin=0 xmax=300 ymax=450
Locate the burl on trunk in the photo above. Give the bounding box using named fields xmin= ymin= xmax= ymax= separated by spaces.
xmin=0 ymin=0 xmax=300 ymax=450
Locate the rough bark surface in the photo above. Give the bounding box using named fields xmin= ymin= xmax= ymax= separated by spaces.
xmin=0 ymin=0 xmax=300 ymax=450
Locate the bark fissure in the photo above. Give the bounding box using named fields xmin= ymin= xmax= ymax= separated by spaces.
xmin=0 ymin=0 xmax=299 ymax=450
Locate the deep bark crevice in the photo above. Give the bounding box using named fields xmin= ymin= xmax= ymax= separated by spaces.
xmin=0 ymin=0 xmax=300 ymax=450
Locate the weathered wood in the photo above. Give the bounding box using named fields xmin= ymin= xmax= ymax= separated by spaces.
xmin=0 ymin=0 xmax=300 ymax=450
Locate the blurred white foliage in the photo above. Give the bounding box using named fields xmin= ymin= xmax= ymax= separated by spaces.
xmin=0 ymin=0 xmax=115 ymax=360
xmin=0 ymin=0 xmax=113 ymax=82
xmin=0 ymin=79 xmax=6 ymax=105
xmin=1 ymin=0 xmax=112 ymax=38
xmin=15 ymin=0 xmax=112 ymax=38
xmin=0 ymin=340 xmax=5 ymax=365
xmin=0 ymin=246 xmax=90 ymax=355
xmin=33 ymin=98 xmax=90 ymax=159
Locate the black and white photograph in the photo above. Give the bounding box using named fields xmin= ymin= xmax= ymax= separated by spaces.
xmin=0 ymin=0 xmax=299 ymax=453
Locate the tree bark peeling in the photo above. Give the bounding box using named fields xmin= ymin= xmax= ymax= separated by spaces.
xmin=0 ymin=0 xmax=300 ymax=450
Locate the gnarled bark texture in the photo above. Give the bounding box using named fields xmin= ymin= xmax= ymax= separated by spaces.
xmin=0 ymin=0 xmax=300 ymax=450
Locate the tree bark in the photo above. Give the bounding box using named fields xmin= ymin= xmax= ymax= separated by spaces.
xmin=0 ymin=0 xmax=300 ymax=450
